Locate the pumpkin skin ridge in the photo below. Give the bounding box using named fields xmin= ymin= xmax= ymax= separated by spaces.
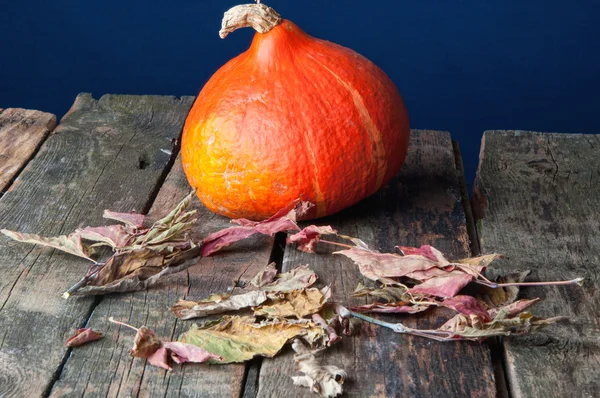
xmin=181 ymin=19 xmax=410 ymax=221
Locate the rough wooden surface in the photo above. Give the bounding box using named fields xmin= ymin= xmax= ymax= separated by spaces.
xmin=0 ymin=93 xmax=194 ymax=397
xmin=472 ymin=130 xmax=600 ymax=398
xmin=0 ymin=108 xmax=56 ymax=193
xmin=257 ymin=130 xmax=497 ymax=397
xmin=49 ymin=158 xmax=275 ymax=398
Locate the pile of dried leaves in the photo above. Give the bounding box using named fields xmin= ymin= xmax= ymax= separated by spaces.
xmin=3 ymin=196 xmax=583 ymax=397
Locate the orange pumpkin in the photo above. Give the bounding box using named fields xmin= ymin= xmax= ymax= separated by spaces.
xmin=181 ymin=3 xmax=410 ymax=220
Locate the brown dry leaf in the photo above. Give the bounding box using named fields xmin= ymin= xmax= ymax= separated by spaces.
xmin=1 ymin=229 xmax=94 ymax=262
xmin=103 ymin=210 xmax=145 ymax=228
xmin=201 ymin=201 xmax=312 ymax=257
xmin=65 ymin=328 xmax=104 ymax=347
xmin=291 ymin=339 xmax=346 ymax=398
xmin=287 ymin=225 xmax=338 ymax=253
xmin=172 ymin=290 xmax=269 ymax=320
xmin=255 ymin=287 xmax=330 ymax=319
xmin=75 ymin=225 xmax=132 ymax=249
xmin=353 ymin=283 xmax=408 ymax=302
xmin=70 ymin=246 xmax=202 ymax=296
xmin=250 ymin=262 xmax=278 ymax=288
xmin=259 ymin=265 xmax=318 ymax=292
xmin=179 ymin=316 xmax=328 ymax=363
xmin=110 ymin=318 xmax=222 ymax=371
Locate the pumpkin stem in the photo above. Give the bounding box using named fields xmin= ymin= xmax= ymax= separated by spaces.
xmin=219 ymin=3 xmax=283 ymax=39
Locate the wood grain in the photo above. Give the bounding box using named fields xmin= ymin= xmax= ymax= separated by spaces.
xmin=48 ymin=158 xmax=275 ymax=398
xmin=0 ymin=108 xmax=56 ymax=192
xmin=0 ymin=93 xmax=194 ymax=397
xmin=257 ymin=130 xmax=497 ymax=397
xmin=472 ymin=130 xmax=600 ymax=398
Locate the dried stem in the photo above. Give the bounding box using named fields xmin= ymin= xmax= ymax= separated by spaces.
xmin=219 ymin=3 xmax=283 ymax=39
xmin=476 ymin=277 xmax=584 ymax=289
xmin=108 ymin=317 xmax=140 ymax=332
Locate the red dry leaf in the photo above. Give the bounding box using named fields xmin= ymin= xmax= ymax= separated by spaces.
xmin=488 ymin=298 xmax=541 ymax=318
xmin=75 ymin=225 xmax=132 ymax=249
xmin=110 ymin=318 xmax=222 ymax=371
xmin=409 ymin=271 xmax=474 ymax=298
xmin=201 ymin=201 xmax=312 ymax=256
xmin=65 ymin=328 xmax=104 ymax=347
xmin=287 ymin=225 xmax=337 ymax=253
xmin=442 ymin=295 xmax=491 ymax=322
xmin=396 ymin=245 xmax=447 ymax=263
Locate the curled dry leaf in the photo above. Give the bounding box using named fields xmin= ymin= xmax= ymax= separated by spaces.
xmin=259 ymin=265 xmax=318 ymax=292
xmin=475 ymin=269 xmax=531 ymax=308
xmin=103 ymin=210 xmax=145 ymax=228
xmin=441 ymin=295 xmax=491 ymax=322
xmin=353 ymin=283 xmax=408 ymax=302
xmin=172 ymin=290 xmax=269 ymax=320
xmin=179 ymin=316 xmax=328 ymax=363
xmin=65 ymin=328 xmax=104 ymax=347
xmin=291 ymin=339 xmax=346 ymax=398
xmin=1 ymin=229 xmax=94 ymax=262
xmin=311 ymin=314 xmax=341 ymax=346
xmin=110 ymin=318 xmax=222 ymax=371
xmin=201 ymin=200 xmax=312 ymax=257
xmin=249 ymin=262 xmax=278 ymax=288
xmin=287 ymin=225 xmax=338 ymax=253
xmin=255 ymin=287 xmax=331 ymax=319
xmin=352 ymin=302 xmax=431 ymax=314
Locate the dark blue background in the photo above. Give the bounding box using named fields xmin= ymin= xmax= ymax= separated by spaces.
xmin=2 ymin=0 xmax=599 ymax=188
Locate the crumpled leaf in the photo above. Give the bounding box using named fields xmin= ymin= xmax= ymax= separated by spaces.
xmin=179 ymin=316 xmax=328 ymax=363
xmin=75 ymin=225 xmax=131 ymax=249
xmin=111 ymin=318 xmax=222 ymax=371
xmin=1 ymin=229 xmax=94 ymax=262
xmin=353 ymin=283 xmax=408 ymax=302
xmin=65 ymin=328 xmax=104 ymax=347
xmin=397 ymin=245 xmax=448 ymax=263
xmin=291 ymin=339 xmax=346 ymax=398
xmin=255 ymin=287 xmax=330 ymax=319
xmin=202 ymin=201 xmax=312 ymax=257
xmin=311 ymin=314 xmax=341 ymax=346
xmin=287 ymin=225 xmax=338 ymax=253
xmin=172 ymin=290 xmax=269 ymax=320
xmin=409 ymin=271 xmax=474 ymax=298
xmin=259 ymin=265 xmax=318 ymax=292
xmin=70 ymin=246 xmax=202 ymax=296
xmin=102 ymin=210 xmax=145 ymax=229
xmin=488 ymin=298 xmax=541 ymax=318
xmin=250 ymin=262 xmax=278 ymax=288
xmin=442 ymin=295 xmax=491 ymax=322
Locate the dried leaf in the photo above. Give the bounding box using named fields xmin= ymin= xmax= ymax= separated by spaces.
xmin=75 ymin=225 xmax=131 ymax=249
xmin=65 ymin=328 xmax=103 ymax=347
xmin=255 ymin=288 xmax=329 ymax=319
xmin=397 ymin=245 xmax=448 ymax=263
xmin=259 ymin=265 xmax=318 ymax=292
xmin=179 ymin=316 xmax=328 ymax=363
xmin=409 ymin=271 xmax=474 ymax=298
xmin=455 ymin=253 xmax=504 ymax=267
xmin=71 ymin=246 xmax=202 ymax=296
xmin=488 ymin=298 xmax=541 ymax=318
xmin=287 ymin=225 xmax=337 ymax=253
xmin=130 ymin=326 xmax=162 ymax=358
xmin=291 ymin=339 xmax=346 ymax=398
xmin=311 ymin=314 xmax=341 ymax=346
xmin=111 ymin=318 xmax=223 ymax=371
xmin=335 ymin=248 xmax=445 ymax=284
xmin=442 ymin=295 xmax=491 ymax=322
xmin=163 ymin=341 xmax=224 ymax=365
xmin=103 ymin=210 xmax=145 ymax=228
xmin=353 ymin=283 xmax=408 ymax=302
xmin=249 ymin=262 xmax=278 ymax=288
xmin=93 ymin=249 xmax=166 ymax=286
xmin=201 ymin=201 xmax=311 ymax=256
xmin=172 ymin=290 xmax=269 ymax=320
xmin=1 ymin=229 xmax=94 ymax=262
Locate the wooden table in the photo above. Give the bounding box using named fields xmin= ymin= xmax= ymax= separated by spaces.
xmin=0 ymin=94 xmax=597 ymax=397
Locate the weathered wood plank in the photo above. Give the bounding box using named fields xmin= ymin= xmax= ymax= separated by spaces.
xmin=257 ymin=130 xmax=497 ymax=397
xmin=0 ymin=108 xmax=56 ymax=192
xmin=49 ymin=158 xmax=275 ymax=398
xmin=472 ymin=130 xmax=600 ymax=398
xmin=0 ymin=93 xmax=194 ymax=397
